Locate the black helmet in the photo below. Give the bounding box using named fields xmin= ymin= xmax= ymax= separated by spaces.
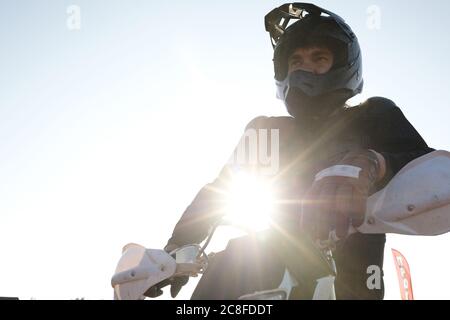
xmin=265 ymin=3 xmax=363 ymax=119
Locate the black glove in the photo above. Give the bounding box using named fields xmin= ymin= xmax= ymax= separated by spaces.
xmin=164 ymin=243 xmax=190 ymax=298
xmin=301 ymin=149 xmax=385 ymax=241
xmin=144 ymin=276 xmax=188 ymax=298
xmin=144 ymin=280 xmax=168 ymax=298
xmin=170 ymin=276 xmax=189 ymax=298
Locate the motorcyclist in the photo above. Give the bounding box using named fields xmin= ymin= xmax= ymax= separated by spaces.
xmin=162 ymin=3 xmax=434 ymax=299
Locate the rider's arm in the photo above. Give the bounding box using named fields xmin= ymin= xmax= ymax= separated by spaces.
xmin=363 ymin=97 xmax=435 ymax=189
xmin=165 ymin=177 xmax=227 ymax=248
xmin=165 ymin=115 xmax=294 ymax=248
xmin=165 ymin=117 xmax=266 ymax=248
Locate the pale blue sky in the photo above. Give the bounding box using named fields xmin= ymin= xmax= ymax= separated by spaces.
xmin=1 ymin=1 xmax=449 ymax=299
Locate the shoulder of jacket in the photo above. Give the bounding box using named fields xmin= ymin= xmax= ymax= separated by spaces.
xmin=245 ymin=116 xmax=295 ymax=130
xmin=358 ymin=96 xmax=400 ymax=116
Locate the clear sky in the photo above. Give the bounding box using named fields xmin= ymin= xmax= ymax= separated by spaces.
xmin=1 ymin=0 xmax=450 ymax=300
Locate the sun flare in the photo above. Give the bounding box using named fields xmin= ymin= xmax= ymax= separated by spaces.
xmin=224 ymin=172 xmax=275 ymax=231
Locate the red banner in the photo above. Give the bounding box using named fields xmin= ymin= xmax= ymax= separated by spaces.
xmin=391 ymin=248 xmax=414 ymax=300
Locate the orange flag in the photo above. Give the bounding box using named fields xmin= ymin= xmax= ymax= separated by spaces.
xmin=391 ymin=249 xmax=414 ymax=300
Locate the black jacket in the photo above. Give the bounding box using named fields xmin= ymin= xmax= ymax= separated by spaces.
xmin=166 ymin=97 xmax=434 ymax=299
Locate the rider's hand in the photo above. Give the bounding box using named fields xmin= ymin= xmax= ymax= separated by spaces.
xmin=164 ymin=243 xmax=190 ymax=298
xmin=170 ymin=276 xmax=189 ymax=298
xmin=301 ymin=149 xmax=386 ymax=242
xmin=144 ymin=280 xmax=168 ymax=298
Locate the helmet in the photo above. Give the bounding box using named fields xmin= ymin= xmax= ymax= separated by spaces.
xmin=264 ymin=3 xmax=363 ymax=119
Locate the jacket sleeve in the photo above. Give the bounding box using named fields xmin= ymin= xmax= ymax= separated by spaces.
xmin=165 ymin=116 xmax=272 ymax=248
xmin=165 ymin=178 xmax=227 ymax=247
xmin=364 ymin=97 xmax=435 ymax=189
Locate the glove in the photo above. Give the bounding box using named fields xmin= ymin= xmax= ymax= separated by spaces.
xmin=301 ymin=149 xmax=386 ymax=242
xmin=163 ymin=243 xmax=190 ymax=298
xmin=169 ymin=275 xmax=189 ymax=298
xmin=144 ymin=280 xmax=167 ymax=298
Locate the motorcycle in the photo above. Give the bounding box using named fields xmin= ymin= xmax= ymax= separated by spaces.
xmin=111 ymin=150 xmax=450 ymax=300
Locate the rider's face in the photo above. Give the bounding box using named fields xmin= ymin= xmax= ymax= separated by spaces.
xmin=287 ymin=46 xmax=334 ymax=75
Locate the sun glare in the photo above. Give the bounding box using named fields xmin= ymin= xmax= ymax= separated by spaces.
xmin=224 ymin=172 xmax=275 ymax=231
